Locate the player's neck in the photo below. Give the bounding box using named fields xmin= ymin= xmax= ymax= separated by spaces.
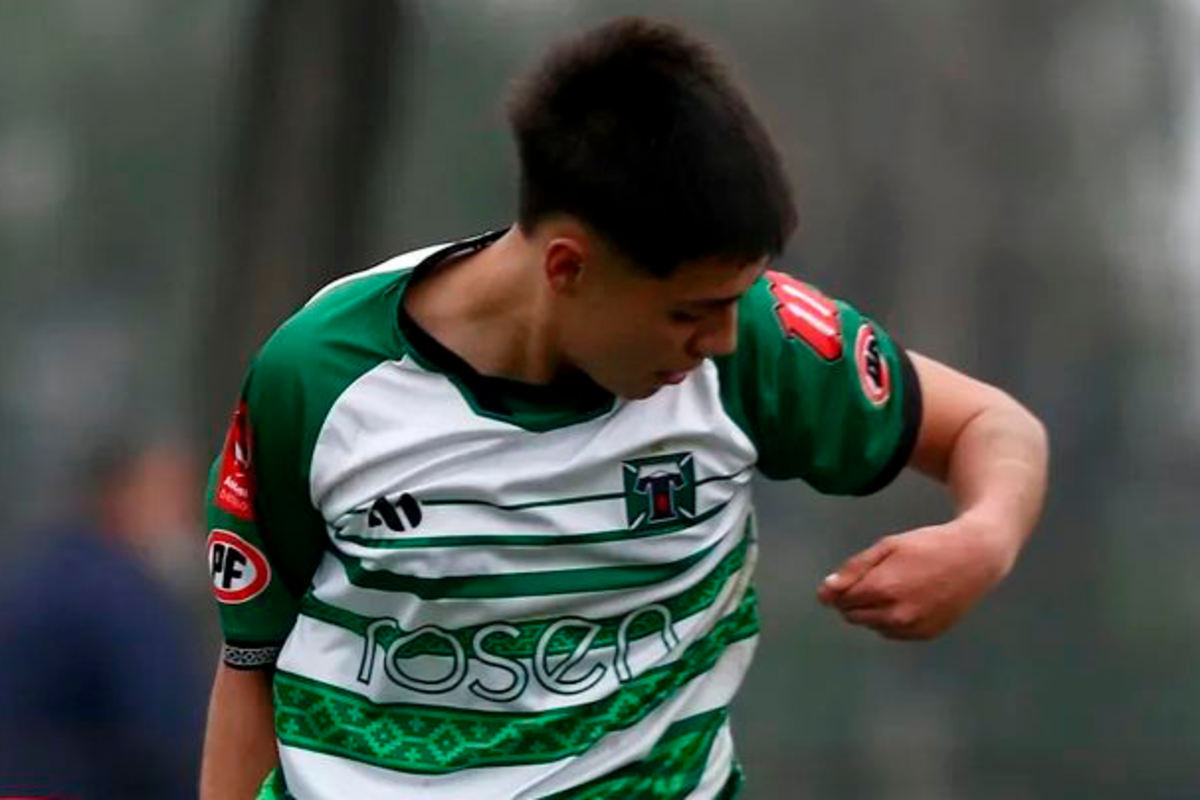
xmin=404 ymin=226 xmax=565 ymax=385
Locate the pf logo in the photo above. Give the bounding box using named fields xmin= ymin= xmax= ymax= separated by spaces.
xmin=854 ymin=323 xmax=891 ymax=406
xmin=207 ymin=529 xmax=270 ymax=603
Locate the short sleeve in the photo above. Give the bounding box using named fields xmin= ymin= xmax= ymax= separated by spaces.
xmin=205 ymin=349 xmax=328 ymax=669
xmin=715 ymin=270 xmax=922 ymax=494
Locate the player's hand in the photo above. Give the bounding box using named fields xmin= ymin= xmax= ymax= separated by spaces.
xmin=815 ymin=513 xmax=1018 ymax=640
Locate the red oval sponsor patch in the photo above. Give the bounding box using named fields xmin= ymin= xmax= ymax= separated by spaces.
xmin=207 ymin=529 xmax=271 ymax=604
xmin=855 ymin=323 xmax=891 ymax=406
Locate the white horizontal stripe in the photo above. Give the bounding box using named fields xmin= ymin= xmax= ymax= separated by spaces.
xmin=337 ymin=496 xmax=629 ymax=544
xmin=786 ymin=302 xmax=839 ymax=336
xmin=279 ymin=561 xmax=750 ymax=712
xmin=278 ymin=636 xmax=757 ymax=800
xmin=779 ymin=281 xmax=835 ymax=317
xmin=338 ymin=495 xmax=750 ymax=579
xmin=330 ymin=471 xmax=748 ymax=546
xmin=308 ymin=517 xmax=756 ymax=629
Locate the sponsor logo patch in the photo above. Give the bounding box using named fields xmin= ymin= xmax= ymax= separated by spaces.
xmin=765 ymin=270 xmax=843 ymax=361
xmin=207 ymin=529 xmax=271 ymax=603
xmin=215 ymin=401 xmax=255 ymax=520
xmin=855 ymin=323 xmax=891 ymax=406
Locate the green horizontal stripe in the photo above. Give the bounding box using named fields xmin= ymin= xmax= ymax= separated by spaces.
xmin=274 ymin=591 xmax=759 ymax=774
xmin=421 ymin=492 xmax=624 ymax=512
xmin=334 ymin=500 xmax=728 ymax=550
xmin=303 ymin=527 xmax=752 ymax=659
xmin=540 ymin=707 xmax=729 ymax=800
xmin=333 ymin=534 xmax=726 ymax=599
xmin=694 ymin=468 xmax=751 ymax=487
xmin=415 ymin=468 xmax=748 ymax=513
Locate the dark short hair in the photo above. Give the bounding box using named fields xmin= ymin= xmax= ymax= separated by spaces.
xmin=508 ymin=17 xmax=797 ymax=277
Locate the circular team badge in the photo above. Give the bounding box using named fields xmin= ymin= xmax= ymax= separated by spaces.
xmin=854 ymin=323 xmax=891 ymax=407
xmin=207 ymin=529 xmax=271 ymax=604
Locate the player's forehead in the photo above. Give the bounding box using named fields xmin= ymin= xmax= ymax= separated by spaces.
xmin=656 ymin=254 xmax=767 ymax=304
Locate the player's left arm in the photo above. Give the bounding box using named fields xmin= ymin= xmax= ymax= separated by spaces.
xmin=817 ymin=352 xmax=1049 ymax=639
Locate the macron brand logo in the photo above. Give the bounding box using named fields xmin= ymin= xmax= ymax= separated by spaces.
xmin=207 ymin=529 xmax=271 ymax=604
xmin=368 ymin=493 xmax=423 ymax=532
xmin=333 ymin=493 xmax=424 ymax=542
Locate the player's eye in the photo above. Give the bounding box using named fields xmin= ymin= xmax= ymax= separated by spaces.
xmin=669 ymin=310 xmax=702 ymax=324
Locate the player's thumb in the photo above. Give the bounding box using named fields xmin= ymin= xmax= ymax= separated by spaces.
xmin=819 ymin=539 xmax=894 ymax=600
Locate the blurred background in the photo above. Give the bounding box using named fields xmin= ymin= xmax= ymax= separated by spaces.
xmin=0 ymin=1 xmax=1197 ymax=797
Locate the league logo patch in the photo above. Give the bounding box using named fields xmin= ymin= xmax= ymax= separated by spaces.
xmin=207 ymin=529 xmax=271 ymax=604
xmin=215 ymin=401 xmax=255 ymax=520
xmin=855 ymin=323 xmax=891 ymax=406
xmin=765 ymin=270 xmax=843 ymax=361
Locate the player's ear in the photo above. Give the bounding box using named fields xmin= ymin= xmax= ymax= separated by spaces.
xmin=543 ymin=236 xmax=588 ymax=296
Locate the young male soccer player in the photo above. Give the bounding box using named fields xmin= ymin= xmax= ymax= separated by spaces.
xmin=200 ymin=18 xmax=1048 ymax=799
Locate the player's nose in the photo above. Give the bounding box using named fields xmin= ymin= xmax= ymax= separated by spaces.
xmin=691 ymin=304 xmax=738 ymax=358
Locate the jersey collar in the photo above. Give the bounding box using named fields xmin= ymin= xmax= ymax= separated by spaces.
xmin=395 ymin=230 xmax=617 ymax=431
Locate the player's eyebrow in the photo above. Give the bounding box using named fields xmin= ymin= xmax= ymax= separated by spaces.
xmin=683 ymin=295 xmax=742 ymax=310
xmin=679 ymin=263 xmax=766 ymax=310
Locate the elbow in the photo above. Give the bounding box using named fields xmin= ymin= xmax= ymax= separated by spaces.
xmin=999 ymin=391 xmax=1050 ymax=467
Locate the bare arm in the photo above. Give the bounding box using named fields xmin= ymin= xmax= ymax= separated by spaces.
xmin=818 ymin=351 xmax=1049 ymax=639
xmin=200 ymin=660 xmax=279 ymax=799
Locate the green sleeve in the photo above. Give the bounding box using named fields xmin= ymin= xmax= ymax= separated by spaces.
xmin=205 ymin=339 xmax=329 ymax=668
xmin=716 ymin=270 xmax=922 ymax=494
xmin=204 ymin=270 xmax=408 ymax=668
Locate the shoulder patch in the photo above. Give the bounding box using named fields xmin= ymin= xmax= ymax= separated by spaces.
xmin=215 ymin=401 xmax=256 ymax=520
xmin=854 ymin=323 xmax=891 ymax=406
xmin=765 ymin=270 xmax=843 ymax=361
xmin=207 ymin=529 xmax=271 ymax=603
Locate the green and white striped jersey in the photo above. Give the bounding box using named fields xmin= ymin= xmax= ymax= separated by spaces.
xmin=206 ymin=231 xmax=920 ymax=799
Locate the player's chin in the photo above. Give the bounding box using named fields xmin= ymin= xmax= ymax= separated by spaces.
xmin=618 ymin=383 xmax=661 ymax=401
xmin=607 ymin=369 xmax=684 ymax=400
xmin=612 ymin=377 xmax=666 ymax=401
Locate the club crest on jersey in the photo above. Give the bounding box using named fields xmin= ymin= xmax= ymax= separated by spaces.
xmin=622 ymin=452 xmax=696 ymax=530
xmin=207 ymin=529 xmax=271 ymax=603
xmin=215 ymin=400 xmax=255 ymax=520
xmin=855 ymin=323 xmax=891 ymax=406
xmin=765 ymin=270 xmax=843 ymax=361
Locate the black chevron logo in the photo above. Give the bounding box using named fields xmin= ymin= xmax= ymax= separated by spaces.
xmin=367 ymin=493 xmax=422 ymax=532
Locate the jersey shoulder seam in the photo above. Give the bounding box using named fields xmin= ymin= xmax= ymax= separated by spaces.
xmin=305 ymin=242 xmax=450 ymax=307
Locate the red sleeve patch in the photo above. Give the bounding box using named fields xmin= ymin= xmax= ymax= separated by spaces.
xmin=207 ymin=529 xmax=271 ymax=603
xmin=854 ymin=323 xmax=892 ymax=406
xmin=765 ymin=270 xmax=843 ymax=361
xmin=215 ymin=401 xmax=256 ymax=520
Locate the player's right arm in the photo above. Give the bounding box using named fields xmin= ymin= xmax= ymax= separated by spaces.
xmin=718 ymin=270 xmax=1043 ymax=640
xmin=200 ymin=662 xmax=278 ymax=799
